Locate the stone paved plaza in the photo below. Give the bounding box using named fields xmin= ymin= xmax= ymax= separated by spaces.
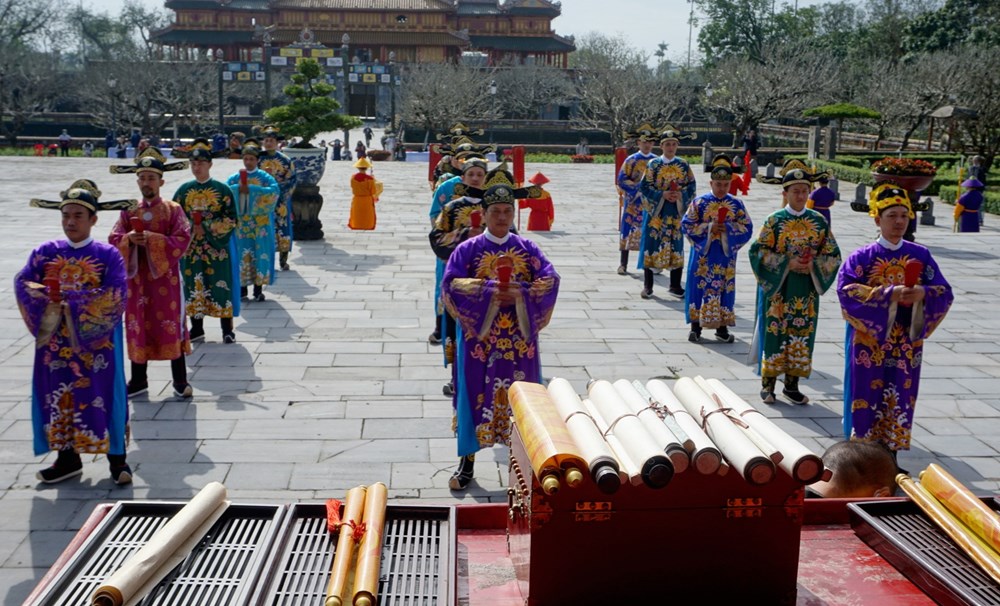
xmin=1 ymin=151 xmax=999 ymax=603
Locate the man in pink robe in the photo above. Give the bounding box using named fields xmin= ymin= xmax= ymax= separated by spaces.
xmin=109 ymin=148 xmax=194 ymax=398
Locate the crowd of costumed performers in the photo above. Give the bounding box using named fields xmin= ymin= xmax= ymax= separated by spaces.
xmin=13 ymin=125 xmax=323 ymax=486
xmin=604 ymin=123 xmax=955 ymax=479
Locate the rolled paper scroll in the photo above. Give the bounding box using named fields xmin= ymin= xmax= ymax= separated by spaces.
xmin=509 ymin=381 xmax=588 ymax=494
xmin=325 ymin=485 xmax=368 ymax=606
xmin=353 ymin=482 xmax=389 ymax=606
xmin=588 ymin=380 xmax=673 ymax=488
xmin=192 ymin=211 xmax=203 ymax=226
xmin=645 ymin=380 xmax=722 ymax=474
xmin=672 ymin=378 xmax=775 ymax=486
xmin=717 ymin=206 xmax=728 ymax=223
xmin=706 ymin=378 xmax=826 ymax=484
xmin=613 ymin=379 xmax=689 ymax=474
xmin=470 ymin=210 xmax=482 ymax=229
xmin=694 ymin=376 xmax=783 ymax=466
xmin=920 ymin=463 xmax=1000 ymax=555
xmin=582 ymin=398 xmax=642 ymax=487
xmin=630 ymin=381 xmax=693 ymax=452
xmin=129 ymin=216 xmax=144 ymax=234
xmin=91 ymin=482 xmax=230 ymax=606
xmin=547 ymin=378 xmax=622 ymax=494
xmin=898 ymin=474 xmax=1000 ymax=585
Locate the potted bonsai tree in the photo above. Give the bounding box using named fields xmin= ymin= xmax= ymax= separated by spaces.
xmin=264 ymin=57 xmax=361 ymax=239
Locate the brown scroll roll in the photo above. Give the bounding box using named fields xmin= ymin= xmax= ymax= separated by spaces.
xmin=91 ymin=482 xmax=230 ymax=606
xmin=672 ymin=378 xmax=775 ymax=486
xmin=509 ymin=381 xmax=588 ymax=494
xmin=353 ymin=482 xmax=389 ymax=606
xmin=326 ymin=485 xmax=369 ymax=606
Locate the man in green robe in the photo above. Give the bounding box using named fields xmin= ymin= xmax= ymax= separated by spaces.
xmin=174 ymin=139 xmax=240 ymax=343
xmin=748 ymin=165 xmax=841 ymax=404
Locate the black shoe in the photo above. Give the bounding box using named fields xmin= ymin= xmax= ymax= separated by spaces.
xmin=254 ymin=292 xmax=266 ymax=302
xmin=189 ymin=327 xmax=205 ymax=343
xmin=223 ymin=332 xmax=236 ymax=344
xmin=640 ymin=288 xmax=653 ymax=299
xmin=173 ymin=383 xmax=193 ymax=399
xmin=442 ymin=382 xmax=454 ymax=396
xmin=715 ymin=329 xmax=735 ymax=343
xmin=688 ymin=331 xmax=701 ymax=343
xmin=127 ymin=381 xmax=148 ymax=397
xmin=110 ymin=464 xmax=133 ymax=486
xmin=781 ymin=388 xmax=810 ymax=405
xmin=36 ymin=452 xmax=83 ymax=484
xmin=617 ymin=265 xmax=627 ymax=275
xmin=668 ymin=286 xmax=685 ymax=297
xmin=449 ymin=455 xmax=475 ymax=491
xmin=760 ymin=390 xmax=776 ymax=404
xmin=280 ymin=263 xmax=290 ymax=271
xmin=428 ymin=332 xmax=442 ymax=345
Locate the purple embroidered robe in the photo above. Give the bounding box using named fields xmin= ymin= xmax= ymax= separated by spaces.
xmin=15 ymin=240 xmax=129 ymax=456
xmin=442 ymin=233 xmax=559 ymax=456
xmin=837 ymin=240 xmax=953 ymax=451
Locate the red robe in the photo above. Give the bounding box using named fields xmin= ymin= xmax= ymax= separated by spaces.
xmin=518 ymin=191 xmax=554 ymax=231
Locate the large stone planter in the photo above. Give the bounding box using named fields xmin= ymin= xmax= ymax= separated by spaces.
xmin=284 ymin=147 xmax=327 ymax=240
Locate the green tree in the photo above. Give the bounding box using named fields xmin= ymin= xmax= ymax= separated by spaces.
xmin=264 ymin=58 xmax=361 ymax=148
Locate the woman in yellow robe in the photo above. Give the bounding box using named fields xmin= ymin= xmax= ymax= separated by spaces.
xmin=348 ymin=157 xmax=382 ymax=230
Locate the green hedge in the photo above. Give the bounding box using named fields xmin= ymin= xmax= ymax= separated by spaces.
xmin=938 ymin=185 xmax=1000 ymax=214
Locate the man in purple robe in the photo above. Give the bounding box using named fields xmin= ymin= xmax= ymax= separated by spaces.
xmin=16 ymin=180 xmax=135 ymax=484
xmin=441 ymin=171 xmax=560 ymax=491
xmin=838 ymin=183 xmax=953 ymax=465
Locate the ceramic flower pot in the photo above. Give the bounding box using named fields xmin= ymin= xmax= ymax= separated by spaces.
xmin=284 ymin=147 xmax=328 ymax=240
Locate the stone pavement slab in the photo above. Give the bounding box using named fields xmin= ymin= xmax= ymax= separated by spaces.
xmin=1 ymin=155 xmax=1000 ymax=603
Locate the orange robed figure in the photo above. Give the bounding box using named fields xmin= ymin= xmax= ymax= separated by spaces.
xmin=517 ymin=172 xmax=554 ymax=231
xmin=348 ymin=157 xmax=383 ymax=230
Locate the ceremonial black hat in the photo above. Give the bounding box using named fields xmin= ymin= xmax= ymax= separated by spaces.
xmin=758 ymin=158 xmax=828 ymax=188
xmin=258 ymin=125 xmax=284 ymax=140
xmin=658 ymin=124 xmax=696 ymax=142
xmin=241 ymin=138 xmax=263 ymax=157
xmin=171 ymin=138 xmax=223 ymax=161
xmin=31 ymin=179 xmax=137 ymax=213
xmin=623 ymin=123 xmax=659 ymax=143
xmin=467 ymin=163 xmax=542 ymax=208
xmin=461 ymin=157 xmax=489 ymax=174
xmin=709 ymin=154 xmax=735 ymax=181
xmin=110 ymin=147 xmax=188 ymax=175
